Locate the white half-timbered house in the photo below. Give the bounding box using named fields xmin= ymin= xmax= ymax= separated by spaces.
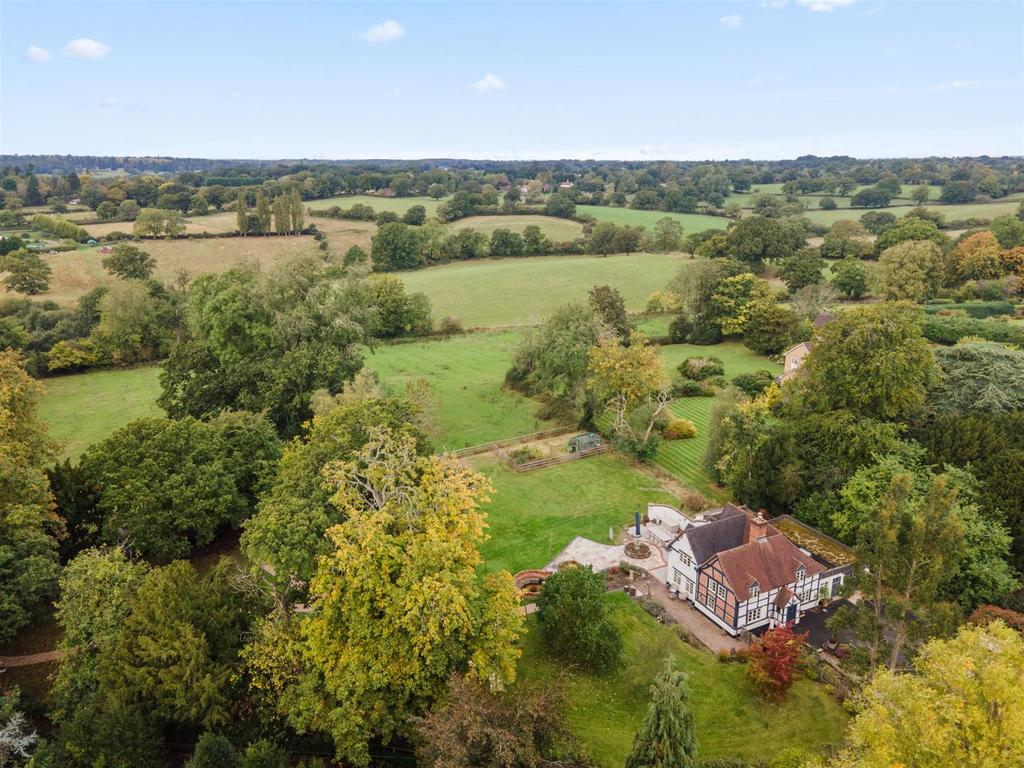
xmin=665 ymin=504 xmax=850 ymax=636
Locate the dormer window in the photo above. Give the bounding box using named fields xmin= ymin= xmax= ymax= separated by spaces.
xmin=749 ymin=582 xmax=760 ymax=599
xmin=796 ymin=566 xmax=805 ymax=582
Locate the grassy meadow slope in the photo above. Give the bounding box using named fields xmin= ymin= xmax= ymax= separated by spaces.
xmin=578 ymin=205 xmax=730 ymax=233
xmin=400 ymin=253 xmax=688 ymax=328
xmin=38 ymin=365 xmax=163 ymax=459
xmin=366 ymin=331 xmax=549 ymax=450
xmin=450 ymin=214 xmax=584 ymax=241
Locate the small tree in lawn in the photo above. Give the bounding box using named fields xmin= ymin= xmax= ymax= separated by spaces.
xmin=587 ymin=330 xmax=671 ymax=459
xmin=101 ymin=243 xmax=156 ymax=280
xmin=536 ymin=566 xmax=622 ymax=673
xmin=625 ymin=657 xmax=697 ymax=768
xmin=2 ymin=249 xmax=51 ymax=294
xmin=746 ymin=625 xmax=808 ymax=701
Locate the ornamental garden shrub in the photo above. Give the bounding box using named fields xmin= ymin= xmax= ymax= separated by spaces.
xmin=663 ymin=418 xmax=698 ymax=440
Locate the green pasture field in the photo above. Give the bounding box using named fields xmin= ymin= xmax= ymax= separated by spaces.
xmin=450 ymin=214 xmax=584 ymax=241
xmin=473 ymin=454 xmax=676 ymax=574
xmin=516 ymin=591 xmax=849 ymax=767
xmin=38 ymin=365 xmax=163 ymax=460
xmin=306 ymin=194 xmax=441 ymax=216
xmin=577 ymin=205 xmax=730 ymax=234
xmin=401 ymin=253 xmax=689 ymax=328
xmin=365 ymin=331 xmax=550 ymax=451
xmin=799 ymin=199 xmax=1021 ymax=227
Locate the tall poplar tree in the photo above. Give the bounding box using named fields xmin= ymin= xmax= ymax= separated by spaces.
xmin=255 ymin=192 xmax=271 ymax=234
xmin=272 ymin=194 xmax=290 ymax=234
xmin=289 ymin=188 xmax=304 ymax=233
xmin=235 ymin=190 xmax=247 ymax=234
xmin=626 ymin=658 xmax=697 ymax=768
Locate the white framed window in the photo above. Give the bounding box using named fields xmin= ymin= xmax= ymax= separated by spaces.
xmin=796 ymin=566 xmax=805 ymax=582
xmin=715 ymin=582 xmax=727 ymax=600
xmin=704 ymin=590 xmax=716 ymax=609
xmin=746 ymin=607 xmax=761 ymax=623
xmin=680 ymin=552 xmax=694 ymax=567
xmin=672 ymin=568 xmax=683 ymax=586
xmin=749 ymin=582 xmax=760 ymax=599
xmin=684 ymin=577 xmax=694 ymax=596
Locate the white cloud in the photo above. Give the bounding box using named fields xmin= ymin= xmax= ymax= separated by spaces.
xmin=64 ymin=38 xmax=111 ymax=59
xmin=471 ymin=73 xmax=506 ymax=92
xmin=719 ymin=14 xmax=743 ymax=28
xmin=952 ymin=41 xmax=963 ymax=49
xmin=761 ymin=0 xmax=788 ymax=9
xmin=797 ymin=0 xmax=855 ymax=11
xmin=359 ymin=20 xmax=404 ymax=44
xmin=26 ymin=45 xmax=51 ymax=62
xmin=934 ymin=79 xmax=980 ymax=91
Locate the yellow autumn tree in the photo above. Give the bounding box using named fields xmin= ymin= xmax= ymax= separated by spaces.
xmin=948 ymin=231 xmax=1006 ymax=282
xmin=0 ymin=350 xmax=61 ymax=643
xmin=256 ymin=426 xmax=523 ymax=766
xmin=587 ymin=330 xmax=670 ymax=457
xmin=830 ymin=621 xmax=1024 ymax=768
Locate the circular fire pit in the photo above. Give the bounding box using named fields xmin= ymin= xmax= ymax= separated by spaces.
xmin=624 ymin=540 xmax=651 ymax=560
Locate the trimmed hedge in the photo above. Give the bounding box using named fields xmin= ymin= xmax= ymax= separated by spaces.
xmin=922 ymin=316 xmax=1024 ymax=346
xmin=923 ymin=300 xmax=1016 ymax=319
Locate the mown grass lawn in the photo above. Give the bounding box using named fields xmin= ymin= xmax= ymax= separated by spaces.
xmin=38 ymin=365 xmax=163 ymax=460
xmin=656 ymin=397 xmax=723 ymax=499
xmin=658 ymin=340 xmax=779 ymax=380
xmin=516 ymin=592 xmax=849 ymax=767
xmin=401 ymin=253 xmax=689 ymax=328
xmin=654 ymin=341 xmax=780 ymax=498
xmin=366 ymin=331 xmax=551 ymax=451
xmin=473 ymin=454 xmax=677 ymax=574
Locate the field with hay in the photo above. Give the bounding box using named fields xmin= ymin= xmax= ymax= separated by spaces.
xmin=3 ymin=235 xmax=324 ymax=306
xmin=306 ymin=194 xmax=440 ymax=216
xmin=401 ymin=252 xmax=689 ymax=328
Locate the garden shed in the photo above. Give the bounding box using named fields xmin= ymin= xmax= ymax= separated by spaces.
xmin=567 ymin=432 xmax=602 ymax=453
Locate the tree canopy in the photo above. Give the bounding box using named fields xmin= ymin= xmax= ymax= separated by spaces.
xmin=247 ymin=428 xmax=523 ymax=766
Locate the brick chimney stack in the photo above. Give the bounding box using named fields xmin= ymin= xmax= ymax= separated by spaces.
xmin=749 ymin=509 xmax=769 ymax=543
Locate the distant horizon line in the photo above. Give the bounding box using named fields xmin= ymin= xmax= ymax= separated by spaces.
xmin=3 ymin=152 xmax=1023 ymax=165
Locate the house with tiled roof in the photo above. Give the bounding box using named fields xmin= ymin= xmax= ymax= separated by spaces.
xmin=779 ymin=312 xmax=835 ymax=383
xmin=665 ymin=503 xmax=851 ymax=636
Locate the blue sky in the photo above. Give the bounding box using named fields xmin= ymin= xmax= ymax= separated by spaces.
xmin=2 ymin=1 xmax=1022 ymax=160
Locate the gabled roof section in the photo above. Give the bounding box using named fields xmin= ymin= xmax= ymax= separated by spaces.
xmin=783 ymin=341 xmax=813 ymax=357
xmin=716 ymin=535 xmax=825 ymax=601
xmin=680 ymin=503 xmax=760 ymax=565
